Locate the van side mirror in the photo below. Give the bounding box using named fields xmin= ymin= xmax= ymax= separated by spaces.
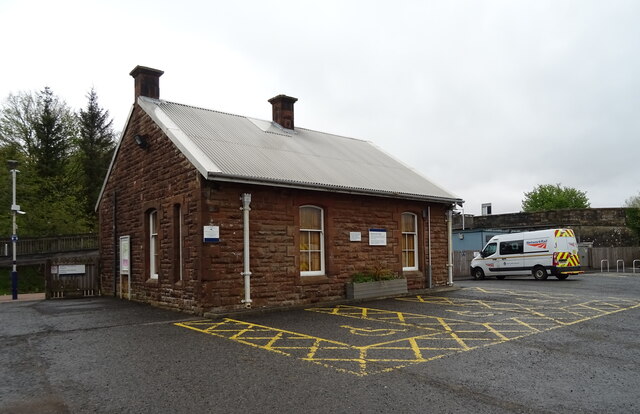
xmin=473 ymin=251 xmax=480 ymax=258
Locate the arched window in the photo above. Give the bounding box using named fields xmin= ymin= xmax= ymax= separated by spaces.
xmin=299 ymin=206 xmax=324 ymax=276
xmin=401 ymin=212 xmax=418 ymax=271
xmin=148 ymin=209 xmax=159 ymax=279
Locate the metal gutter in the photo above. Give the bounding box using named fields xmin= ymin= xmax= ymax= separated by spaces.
xmin=207 ymin=172 xmax=463 ymax=205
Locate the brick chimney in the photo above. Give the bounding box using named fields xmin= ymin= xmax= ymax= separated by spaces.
xmin=268 ymin=94 xmax=298 ymax=130
xmin=130 ymin=65 xmax=164 ymax=100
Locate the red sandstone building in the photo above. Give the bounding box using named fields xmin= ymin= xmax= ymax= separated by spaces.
xmin=97 ymin=66 xmax=463 ymax=314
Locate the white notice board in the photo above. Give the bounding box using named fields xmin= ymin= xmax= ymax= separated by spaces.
xmin=369 ymin=229 xmax=387 ymax=246
xmin=204 ymin=226 xmax=220 ymax=242
xmin=119 ymin=236 xmax=130 ymax=275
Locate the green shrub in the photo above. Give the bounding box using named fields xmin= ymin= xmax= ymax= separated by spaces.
xmin=0 ymin=265 xmax=45 ymax=295
xmin=351 ymin=262 xmax=398 ymax=283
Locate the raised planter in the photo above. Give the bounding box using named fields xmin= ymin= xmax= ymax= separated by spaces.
xmin=346 ymin=278 xmax=408 ymax=300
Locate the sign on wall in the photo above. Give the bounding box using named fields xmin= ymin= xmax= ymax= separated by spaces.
xmin=350 ymin=232 xmax=361 ymax=242
xmin=120 ymin=236 xmax=130 ymax=275
xmin=369 ymin=229 xmax=387 ymax=246
xmin=203 ymin=225 xmax=220 ymax=242
xmin=58 ymin=264 xmax=86 ymax=275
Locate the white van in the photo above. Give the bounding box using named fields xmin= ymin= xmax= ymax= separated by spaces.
xmin=470 ymin=228 xmax=583 ymax=280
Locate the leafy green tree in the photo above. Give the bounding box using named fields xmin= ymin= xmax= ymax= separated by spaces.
xmin=625 ymin=192 xmax=640 ymax=243
xmin=0 ymin=88 xmax=91 ymax=237
xmin=75 ymin=88 xmax=116 ymax=220
xmin=0 ymin=91 xmax=37 ymax=153
xmin=522 ymin=184 xmax=590 ymax=212
xmin=625 ymin=192 xmax=640 ymax=208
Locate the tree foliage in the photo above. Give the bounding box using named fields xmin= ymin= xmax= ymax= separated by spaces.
xmin=75 ymin=88 xmax=116 ymax=217
xmin=522 ymin=184 xmax=590 ymax=212
xmin=0 ymin=88 xmax=115 ymax=237
xmin=624 ymin=192 xmax=640 ymax=208
xmin=30 ymin=87 xmax=75 ymax=180
xmin=625 ymin=192 xmax=640 ymax=242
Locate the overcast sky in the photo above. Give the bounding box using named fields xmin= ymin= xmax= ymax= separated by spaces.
xmin=1 ymin=0 xmax=638 ymax=215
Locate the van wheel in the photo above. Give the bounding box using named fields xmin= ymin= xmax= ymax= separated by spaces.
xmin=532 ymin=266 xmax=548 ymax=280
xmin=496 ymin=275 xmax=506 ymax=280
xmin=472 ymin=268 xmax=485 ymax=280
xmin=556 ymin=274 xmax=569 ymax=280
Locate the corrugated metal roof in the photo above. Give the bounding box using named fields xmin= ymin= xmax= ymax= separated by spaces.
xmin=138 ymin=97 xmax=461 ymax=203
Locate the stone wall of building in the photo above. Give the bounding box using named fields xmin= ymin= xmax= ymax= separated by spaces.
xmin=99 ymin=107 xmax=452 ymax=315
xmin=198 ymin=180 xmax=449 ymax=313
xmin=98 ymin=105 xmax=204 ymax=313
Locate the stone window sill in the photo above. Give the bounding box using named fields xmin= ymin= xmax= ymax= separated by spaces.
xmin=300 ymin=275 xmax=331 ymax=284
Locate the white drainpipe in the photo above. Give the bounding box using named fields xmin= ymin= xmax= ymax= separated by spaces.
xmin=425 ymin=206 xmax=432 ymax=289
xmin=241 ymin=193 xmax=252 ymax=307
xmin=447 ymin=207 xmax=454 ymax=286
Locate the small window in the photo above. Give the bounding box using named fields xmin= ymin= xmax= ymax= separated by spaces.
xmin=500 ymin=240 xmax=523 ymax=255
xmin=401 ymin=212 xmax=418 ymax=270
xmin=299 ymin=206 xmax=324 ymax=276
xmin=149 ymin=209 xmax=159 ymax=279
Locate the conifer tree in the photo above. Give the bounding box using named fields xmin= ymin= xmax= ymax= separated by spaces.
xmin=76 ymin=88 xmax=116 ymax=219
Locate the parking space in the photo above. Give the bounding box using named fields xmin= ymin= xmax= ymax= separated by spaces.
xmin=3 ymin=273 xmax=640 ymax=413
xmin=176 ymin=285 xmax=640 ymax=376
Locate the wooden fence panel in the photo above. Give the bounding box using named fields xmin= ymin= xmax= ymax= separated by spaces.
xmin=454 ymin=251 xmax=475 ymax=279
xmin=590 ymin=247 xmax=640 ymax=272
xmin=46 ymin=257 xmax=100 ymax=299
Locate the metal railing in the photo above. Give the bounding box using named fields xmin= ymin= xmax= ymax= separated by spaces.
xmin=2 ymin=234 xmax=98 ymax=256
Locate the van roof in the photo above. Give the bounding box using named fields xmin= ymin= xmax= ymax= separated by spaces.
xmin=487 ymin=228 xmax=575 ymax=242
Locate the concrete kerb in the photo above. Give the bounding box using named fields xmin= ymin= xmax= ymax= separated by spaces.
xmin=0 ymin=292 xmax=46 ymax=303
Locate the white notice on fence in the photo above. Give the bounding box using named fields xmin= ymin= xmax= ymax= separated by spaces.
xmin=58 ymin=264 xmax=86 ymax=275
xmin=369 ymin=229 xmax=387 ymax=246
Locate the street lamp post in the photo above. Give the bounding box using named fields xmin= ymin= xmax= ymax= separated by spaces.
xmin=8 ymin=160 xmax=20 ymax=300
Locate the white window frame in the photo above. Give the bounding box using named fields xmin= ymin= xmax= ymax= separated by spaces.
xmin=402 ymin=212 xmax=418 ymax=271
xmin=300 ymin=205 xmax=325 ymax=276
xmin=149 ymin=210 xmax=158 ymax=280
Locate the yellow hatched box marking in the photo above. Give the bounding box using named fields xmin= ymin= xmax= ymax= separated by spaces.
xmin=176 ymin=288 xmax=640 ymax=376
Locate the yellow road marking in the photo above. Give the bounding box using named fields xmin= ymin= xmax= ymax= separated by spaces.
xmin=175 ymin=289 xmax=640 ymax=376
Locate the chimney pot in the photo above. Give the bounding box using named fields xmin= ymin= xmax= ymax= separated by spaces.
xmin=268 ymin=94 xmax=298 ymax=130
xmin=130 ymin=65 xmax=164 ymax=101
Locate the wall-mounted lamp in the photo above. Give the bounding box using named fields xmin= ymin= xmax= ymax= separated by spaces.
xmin=134 ymin=134 xmax=148 ymax=149
xmin=458 ymin=233 xmax=464 ymax=240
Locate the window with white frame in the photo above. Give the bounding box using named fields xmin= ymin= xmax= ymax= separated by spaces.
xmin=401 ymin=212 xmax=418 ymax=270
xmin=149 ymin=209 xmax=159 ymax=279
xmin=299 ymin=206 xmax=324 ymax=276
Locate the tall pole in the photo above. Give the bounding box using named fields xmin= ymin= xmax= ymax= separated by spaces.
xmin=8 ymin=160 xmax=19 ymax=300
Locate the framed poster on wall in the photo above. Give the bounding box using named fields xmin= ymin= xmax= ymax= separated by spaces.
xmin=119 ymin=235 xmax=131 ymax=299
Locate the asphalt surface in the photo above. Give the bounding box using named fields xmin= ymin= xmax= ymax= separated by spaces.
xmin=1 ymin=273 xmax=639 ymax=413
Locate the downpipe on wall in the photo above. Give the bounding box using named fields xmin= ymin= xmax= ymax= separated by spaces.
xmin=423 ymin=206 xmax=432 ymax=289
xmin=447 ymin=207 xmax=454 ymax=286
xmin=241 ymin=193 xmax=252 ymax=308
